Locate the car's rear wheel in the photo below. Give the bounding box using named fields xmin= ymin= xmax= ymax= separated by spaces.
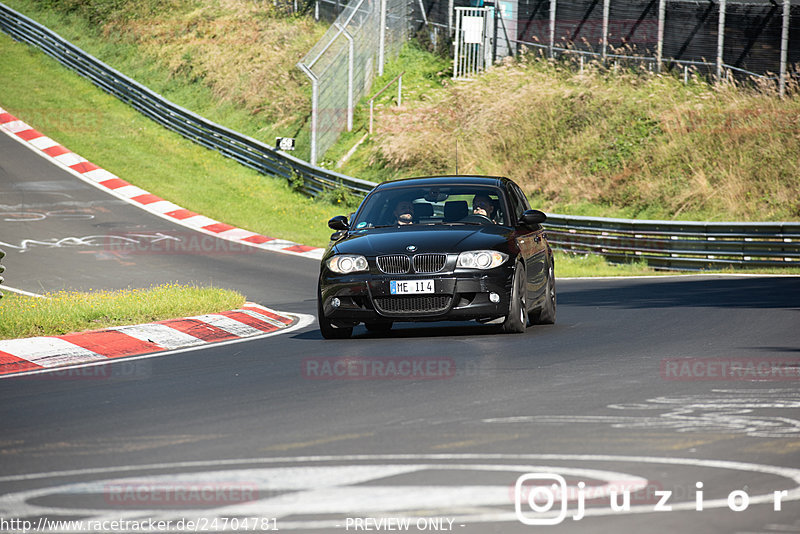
xmin=501 ymin=264 xmax=527 ymax=334
xmin=535 ymin=261 xmax=556 ymax=325
xmin=365 ymin=321 xmax=393 ymax=333
xmin=317 ymin=287 xmax=352 ymax=339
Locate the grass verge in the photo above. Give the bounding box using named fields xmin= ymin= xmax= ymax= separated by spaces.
xmin=0 ymin=284 xmax=246 ymax=340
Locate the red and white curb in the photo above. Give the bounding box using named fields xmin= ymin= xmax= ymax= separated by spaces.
xmin=0 ymin=107 xmax=325 ymax=260
xmin=0 ymin=302 xmax=310 ymax=378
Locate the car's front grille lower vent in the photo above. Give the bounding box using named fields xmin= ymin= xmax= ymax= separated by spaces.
xmin=374 ymin=296 xmax=452 ymax=314
xmin=412 ymin=253 xmax=447 ymax=274
xmin=377 ymin=255 xmax=410 ymax=274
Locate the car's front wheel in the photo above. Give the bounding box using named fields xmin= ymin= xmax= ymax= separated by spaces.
xmin=501 ymin=264 xmax=527 ymax=334
xmin=317 ymin=287 xmax=352 ymax=339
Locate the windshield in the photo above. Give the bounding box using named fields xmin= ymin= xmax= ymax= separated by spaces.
xmin=351 ymin=185 xmax=509 ymax=229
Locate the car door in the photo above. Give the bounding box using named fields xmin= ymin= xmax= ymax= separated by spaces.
xmin=507 ymin=183 xmax=547 ymax=303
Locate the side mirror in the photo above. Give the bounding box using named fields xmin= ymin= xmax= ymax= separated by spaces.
xmin=328 ymin=215 xmax=350 ymax=231
xmin=519 ymin=209 xmax=547 ymax=227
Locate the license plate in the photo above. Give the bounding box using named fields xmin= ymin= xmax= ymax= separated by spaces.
xmin=390 ymin=279 xmax=435 ymax=295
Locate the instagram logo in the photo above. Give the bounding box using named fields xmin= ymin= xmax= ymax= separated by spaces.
xmin=514 ymin=473 xmax=570 ymax=525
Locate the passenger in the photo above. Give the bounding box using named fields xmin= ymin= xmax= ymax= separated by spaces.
xmin=393 ymin=200 xmax=415 ymax=225
xmin=472 ymin=194 xmax=497 ymax=222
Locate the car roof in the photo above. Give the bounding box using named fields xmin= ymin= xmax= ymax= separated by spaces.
xmin=374 ymin=175 xmax=510 ymax=190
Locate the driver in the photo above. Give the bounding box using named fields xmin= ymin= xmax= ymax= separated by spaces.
xmin=393 ymin=199 xmax=415 ymax=225
xmin=472 ymin=194 xmax=496 ymax=222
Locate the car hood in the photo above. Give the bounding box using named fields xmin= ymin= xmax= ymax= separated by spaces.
xmin=332 ymin=225 xmax=513 ymax=256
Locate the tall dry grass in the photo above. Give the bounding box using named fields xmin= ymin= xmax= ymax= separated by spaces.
xmin=90 ymin=0 xmax=325 ymax=126
xmin=371 ymin=53 xmax=800 ymax=221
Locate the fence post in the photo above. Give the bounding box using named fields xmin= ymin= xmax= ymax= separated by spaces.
xmin=334 ymin=23 xmax=354 ymax=132
xmin=453 ymin=9 xmax=461 ymax=78
xmin=298 ymin=63 xmax=319 ymax=166
xmin=716 ymin=0 xmax=726 ymax=82
xmin=486 ymin=5 xmax=496 ymax=67
xmin=780 ymin=0 xmax=790 ymax=97
xmin=379 ymin=0 xmax=387 ymax=76
xmin=549 ymin=0 xmax=556 ymax=58
xmin=656 ymin=0 xmax=666 ymax=73
xmin=602 ymin=0 xmax=609 ymax=62
xmin=448 ymin=0 xmax=454 ymax=34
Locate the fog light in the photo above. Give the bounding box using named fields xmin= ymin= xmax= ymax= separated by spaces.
xmin=489 ymin=292 xmax=500 ymax=303
xmin=331 ymin=297 xmax=341 ymax=308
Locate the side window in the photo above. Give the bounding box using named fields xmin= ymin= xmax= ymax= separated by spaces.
xmin=506 ymin=184 xmax=527 ymax=223
xmin=515 ymin=184 xmax=532 ymax=211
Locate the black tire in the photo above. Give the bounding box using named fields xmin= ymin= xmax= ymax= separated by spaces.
xmin=317 ymin=288 xmax=352 ymax=339
xmin=365 ymin=321 xmax=393 ymax=333
xmin=501 ymin=264 xmax=527 ymax=334
xmin=535 ymin=260 xmax=556 ymax=325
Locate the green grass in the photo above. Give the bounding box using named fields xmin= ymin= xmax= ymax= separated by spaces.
xmin=552 ymin=252 xmax=800 ymax=277
xmin=0 ymin=284 xmax=246 ymax=340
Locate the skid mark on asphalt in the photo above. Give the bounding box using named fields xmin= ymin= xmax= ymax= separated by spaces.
xmin=0 ymin=436 xmax=223 ymax=457
xmin=0 ymin=233 xmax=181 ymax=253
xmin=259 ymin=433 xmax=375 ymax=453
xmin=483 ymin=389 xmax=800 ymax=438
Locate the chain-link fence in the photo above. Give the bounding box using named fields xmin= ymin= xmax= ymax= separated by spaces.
xmin=413 ymin=0 xmax=799 ymax=91
xmin=300 ymin=0 xmax=409 ymax=165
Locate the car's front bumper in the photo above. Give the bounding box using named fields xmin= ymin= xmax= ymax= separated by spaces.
xmin=319 ymin=266 xmax=515 ymax=325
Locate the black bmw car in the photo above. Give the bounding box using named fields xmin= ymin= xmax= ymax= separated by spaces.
xmin=317 ymin=176 xmax=556 ymax=338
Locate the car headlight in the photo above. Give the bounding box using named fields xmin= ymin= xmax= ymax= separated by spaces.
xmin=457 ymin=250 xmax=508 ymax=269
xmin=327 ymin=254 xmax=369 ymax=274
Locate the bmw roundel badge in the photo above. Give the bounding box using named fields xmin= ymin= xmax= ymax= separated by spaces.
xmin=406 ymin=245 xmax=417 ymax=252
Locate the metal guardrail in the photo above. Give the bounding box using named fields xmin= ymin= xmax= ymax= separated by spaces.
xmin=0 ymin=3 xmax=376 ymax=199
xmin=544 ymin=214 xmax=800 ymax=270
xmin=2 ymin=3 xmax=798 ymax=271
